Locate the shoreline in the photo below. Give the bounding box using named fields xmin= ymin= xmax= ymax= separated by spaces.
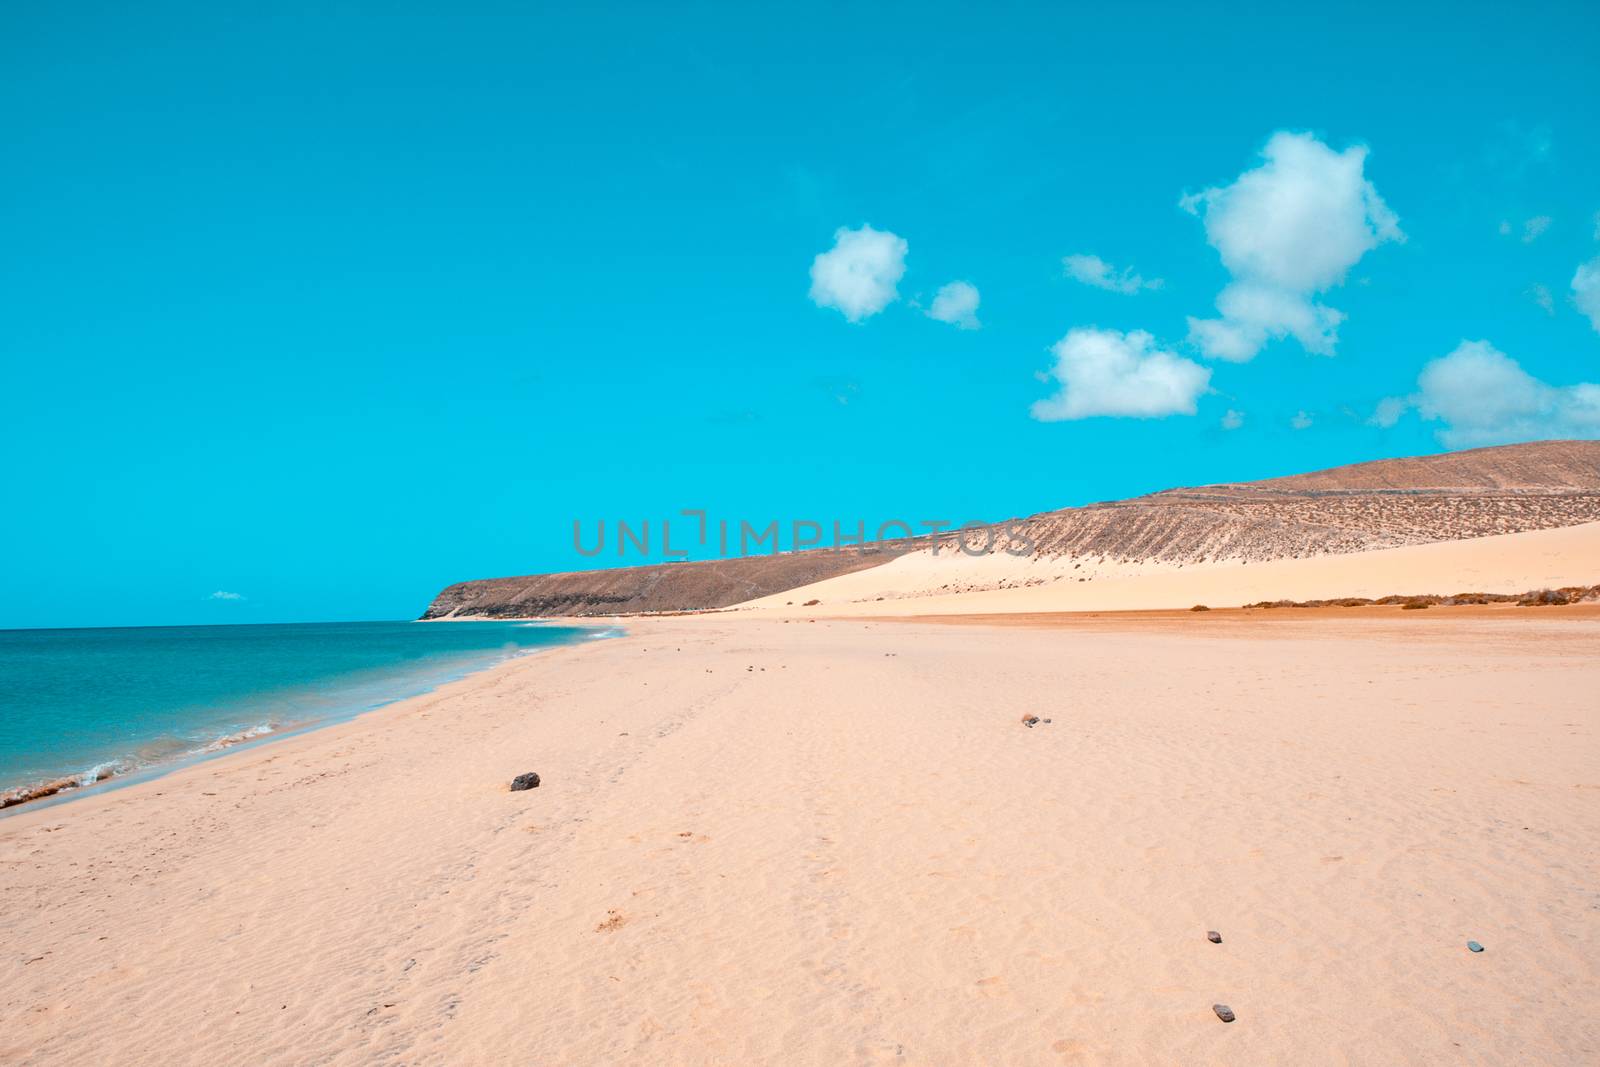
xmin=0 ymin=623 xmax=615 ymax=817
xmin=11 ymin=598 xmax=1583 ymax=820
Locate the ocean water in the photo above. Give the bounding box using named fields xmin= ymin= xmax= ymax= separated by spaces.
xmin=0 ymin=620 xmax=606 ymax=809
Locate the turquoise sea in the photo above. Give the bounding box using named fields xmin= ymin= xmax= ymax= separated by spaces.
xmin=0 ymin=620 xmax=603 ymax=809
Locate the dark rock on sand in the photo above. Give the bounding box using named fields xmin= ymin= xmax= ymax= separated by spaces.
xmin=510 ymin=772 xmax=541 ymax=791
xmin=1213 ymin=1004 xmax=1235 ymax=1023
xmin=1207 ymin=930 xmax=1222 ymax=943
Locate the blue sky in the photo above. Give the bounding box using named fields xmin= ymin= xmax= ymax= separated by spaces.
xmin=3 ymin=1 xmax=1598 ymax=628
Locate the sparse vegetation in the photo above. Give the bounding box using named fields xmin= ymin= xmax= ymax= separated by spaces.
xmin=802 ymin=599 xmax=821 ymax=606
xmin=1189 ymin=604 xmax=1211 ymax=612
xmin=1243 ymin=584 xmax=1598 ymax=610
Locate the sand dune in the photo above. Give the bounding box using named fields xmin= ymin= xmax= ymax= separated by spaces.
xmin=732 ymin=521 xmax=1600 ymax=617
xmin=3 ymin=612 xmax=1597 ymax=1064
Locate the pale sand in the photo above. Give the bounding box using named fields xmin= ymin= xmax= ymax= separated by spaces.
xmin=732 ymin=520 xmax=1600 ymax=617
xmin=3 ymin=611 xmax=1598 ymax=1065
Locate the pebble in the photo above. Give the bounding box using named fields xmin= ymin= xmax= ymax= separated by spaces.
xmin=1467 ymin=941 xmax=1484 ymax=953
xmin=1207 ymin=930 xmax=1222 ymax=943
xmin=1213 ymin=1004 xmax=1235 ymax=1023
xmin=510 ymin=772 xmax=541 ymax=791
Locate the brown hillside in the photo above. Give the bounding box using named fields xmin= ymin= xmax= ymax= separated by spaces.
xmin=422 ymin=440 xmax=1600 ymax=617
xmin=1248 ymin=440 xmax=1600 ymax=492
xmin=421 ymin=546 xmax=915 ymax=619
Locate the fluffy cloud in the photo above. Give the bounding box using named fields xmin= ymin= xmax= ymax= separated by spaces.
xmin=1062 ymin=254 xmax=1162 ymax=294
xmin=1573 ymin=257 xmax=1600 ymax=333
xmin=1381 ymin=340 xmax=1600 ymax=447
xmin=1221 ymin=408 xmax=1244 ymax=430
xmin=927 ymin=280 xmax=981 ymax=329
xmin=208 ymin=590 xmax=246 ymax=601
xmin=1031 ymin=327 xmax=1211 ymax=421
xmin=808 ymin=225 xmax=907 ymax=322
xmin=1290 ymin=410 xmax=1313 ymax=430
xmin=1182 ymin=131 xmax=1402 ymax=361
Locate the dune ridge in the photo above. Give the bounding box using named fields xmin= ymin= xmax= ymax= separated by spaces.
xmin=733 ymin=520 xmax=1600 ymax=617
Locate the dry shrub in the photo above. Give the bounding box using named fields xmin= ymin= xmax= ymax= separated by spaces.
xmin=1189 ymin=604 xmax=1211 ymax=612
xmin=1232 ymin=583 xmax=1596 ymax=612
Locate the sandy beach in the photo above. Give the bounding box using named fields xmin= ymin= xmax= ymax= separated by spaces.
xmin=4 ymin=609 xmax=1597 ymax=1065
xmin=11 ymin=2 xmax=1597 ymax=1062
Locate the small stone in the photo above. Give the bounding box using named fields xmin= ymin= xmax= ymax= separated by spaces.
xmin=1207 ymin=930 xmax=1222 ymax=943
xmin=1021 ymin=715 xmax=1040 ymax=728
xmin=1467 ymin=941 xmax=1484 ymax=953
xmin=1042 ymin=718 xmax=1053 ymax=724
xmin=1213 ymin=1004 xmax=1235 ymax=1023
xmin=510 ymin=772 xmax=541 ymax=791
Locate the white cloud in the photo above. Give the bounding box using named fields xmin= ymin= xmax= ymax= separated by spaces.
xmin=1184 ymin=316 xmax=1261 ymax=362
xmin=208 ymin=590 xmax=246 ymax=601
xmin=1182 ymin=131 xmax=1402 ymax=361
xmin=1031 ymin=327 xmax=1211 ymax=421
xmin=1221 ymin=408 xmax=1244 ymax=430
xmin=926 ymin=280 xmax=981 ymax=329
xmin=1062 ymin=254 xmax=1163 ymax=294
xmin=1290 ymin=410 xmax=1314 ymax=430
xmin=1529 ymin=283 xmax=1555 ymax=315
xmin=1195 ymin=280 xmax=1349 ymax=359
xmin=1573 ymin=257 xmax=1600 ymax=333
xmin=808 ymin=225 xmax=907 ymax=322
xmin=1370 ymin=395 xmax=1407 ymax=428
xmin=1405 ymin=340 xmax=1600 ymax=447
